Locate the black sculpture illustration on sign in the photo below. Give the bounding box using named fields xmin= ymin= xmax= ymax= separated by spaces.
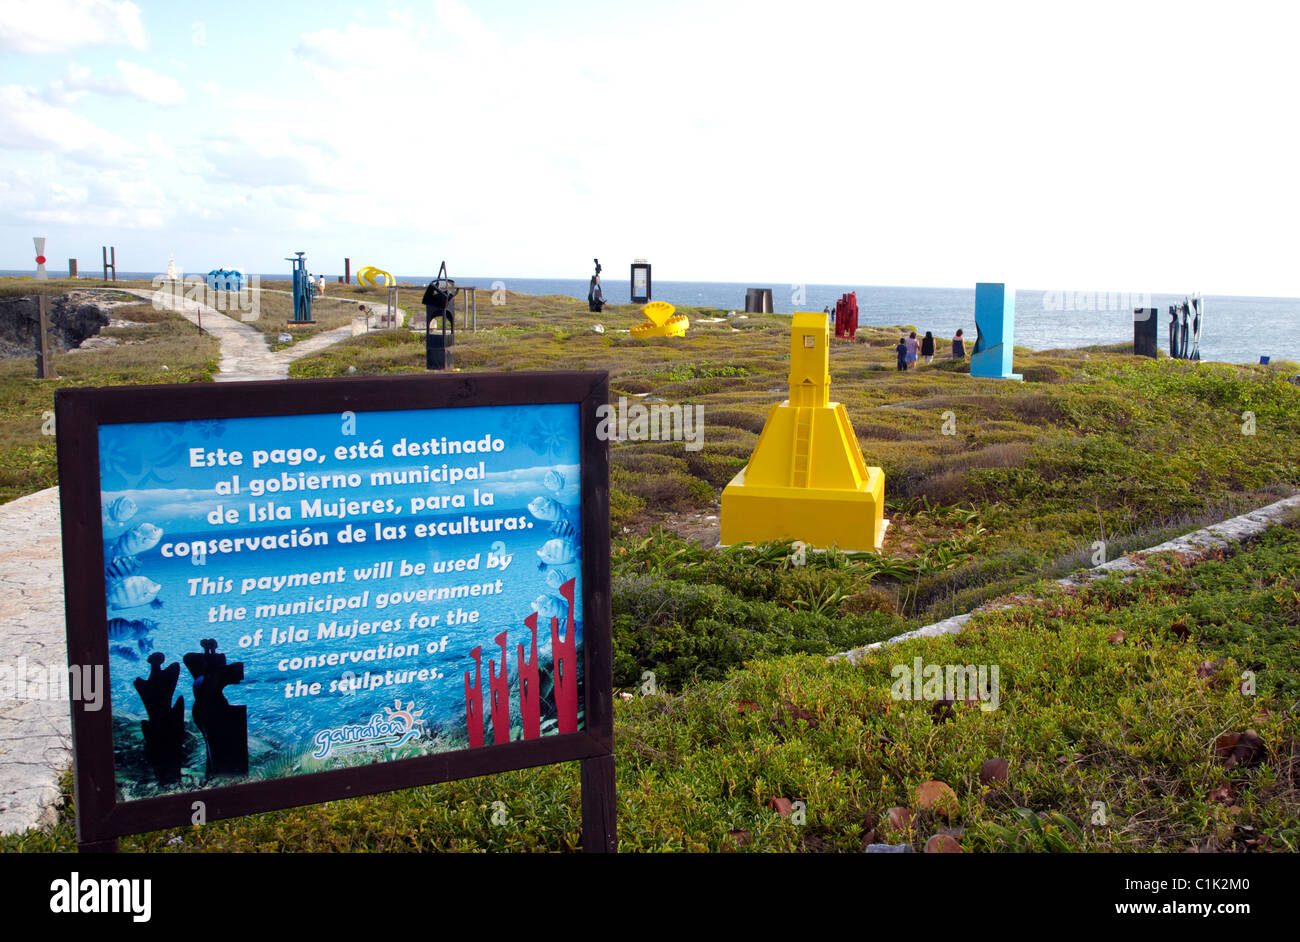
xmin=183 ymin=638 xmax=248 ymax=778
xmin=133 ymin=651 xmax=185 ymax=785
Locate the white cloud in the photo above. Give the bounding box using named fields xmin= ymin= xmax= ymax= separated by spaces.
xmin=0 ymin=0 xmax=146 ymax=55
xmin=0 ymin=84 xmax=134 ymax=166
xmin=293 ymin=22 xmax=419 ymax=71
xmin=0 ymin=164 xmax=166 ymax=228
xmin=116 ymin=61 xmax=186 ymax=105
xmin=46 ymin=61 xmax=187 ymax=106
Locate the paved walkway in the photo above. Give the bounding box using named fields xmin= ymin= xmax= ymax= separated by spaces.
xmin=130 ymin=288 xmax=404 ymax=381
xmin=0 ymin=285 xmax=400 ymax=835
xmin=0 ymin=488 xmax=69 ymax=835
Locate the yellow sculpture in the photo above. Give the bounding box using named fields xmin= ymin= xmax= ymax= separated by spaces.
xmin=630 ymin=300 xmax=690 ymax=338
xmin=721 ymin=312 xmax=887 ymax=551
xmin=357 ymin=266 xmax=395 ymax=287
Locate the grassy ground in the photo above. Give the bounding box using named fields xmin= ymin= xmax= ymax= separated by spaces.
xmin=0 ymin=301 xmax=219 ymax=503
xmin=245 ymin=281 xmax=366 ymax=349
xmin=8 ymin=516 xmax=1298 ymax=852
xmin=0 ymin=276 xmax=154 ymax=301
xmin=3 ymin=284 xmax=1298 ymax=852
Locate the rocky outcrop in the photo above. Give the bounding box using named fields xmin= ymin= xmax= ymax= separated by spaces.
xmin=0 ymin=293 xmax=112 ymax=358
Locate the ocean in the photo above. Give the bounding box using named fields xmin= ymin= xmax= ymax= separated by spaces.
xmin=454 ymin=278 xmax=1300 ymax=367
xmin=7 ymin=270 xmax=1297 ymax=365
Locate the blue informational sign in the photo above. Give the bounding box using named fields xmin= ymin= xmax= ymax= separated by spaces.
xmin=97 ymin=403 xmax=584 ymax=799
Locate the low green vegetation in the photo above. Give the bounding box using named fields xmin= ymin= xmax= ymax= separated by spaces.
xmin=9 ymin=518 xmax=1298 ymax=852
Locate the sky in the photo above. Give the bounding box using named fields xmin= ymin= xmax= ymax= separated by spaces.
xmin=1 ymin=0 xmax=1298 ymax=297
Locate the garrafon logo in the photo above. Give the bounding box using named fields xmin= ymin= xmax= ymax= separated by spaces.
xmin=49 ymin=872 xmax=151 ymax=922
xmin=311 ymin=699 xmax=424 ymax=759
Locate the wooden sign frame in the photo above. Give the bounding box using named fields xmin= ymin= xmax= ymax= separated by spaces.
xmin=55 ymin=371 xmax=614 ymax=852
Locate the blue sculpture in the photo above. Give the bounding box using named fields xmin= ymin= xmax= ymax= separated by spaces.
xmin=970 ymin=282 xmax=1021 ymax=381
xmin=205 ymin=269 xmax=244 ymax=292
xmin=286 ymin=251 xmax=314 ymax=323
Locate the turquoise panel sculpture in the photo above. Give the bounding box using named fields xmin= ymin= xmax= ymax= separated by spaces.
xmin=970 ymin=282 xmax=1022 ymax=381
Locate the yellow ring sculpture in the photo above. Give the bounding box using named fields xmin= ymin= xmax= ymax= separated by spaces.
xmin=630 ymin=300 xmax=690 ymax=338
xmin=357 ymin=265 xmax=395 ymax=287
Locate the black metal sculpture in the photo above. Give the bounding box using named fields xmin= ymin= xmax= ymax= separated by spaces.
xmin=1134 ymin=308 xmax=1158 ymax=359
xmin=1167 ymin=296 xmax=1203 ymax=360
xmin=588 ymin=258 xmax=605 ymax=313
xmin=422 ymin=261 xmax=458 ymax=370
xmin=183 ymin=638 xmax=248 ymax=778
xmin=133 ymin=651 xmax=185 ymax=785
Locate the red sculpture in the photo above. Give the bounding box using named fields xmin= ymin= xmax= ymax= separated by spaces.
xmin=488 ymin=630 xmax=511 ymax=744
xmin=553 ymin=578 xmax=578 ymax=734
xmin=834 ymin=291 xmax=858 ymax=340
xmin=518 ymin=613 xmax=541 ymax=740
xmin=464 ymin=646 xmax=484 ymax=748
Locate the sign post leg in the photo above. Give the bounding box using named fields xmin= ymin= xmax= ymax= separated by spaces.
xmin=580 ymin=753 xmax=617 ymax=853
xmin=36 ymin=294 xmax=56 ymax=379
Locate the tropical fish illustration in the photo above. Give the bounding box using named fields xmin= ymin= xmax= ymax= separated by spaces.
xmin=543 ymin=471 xmax=565 ymax=493
xmin=544 ymin=568 xmax=571 ymax=590
xmin=531 ymin=593 xmax=568 ymax=622
xmin=550 ymin=519 xmax=576 ymax=540
xmin=527 ymin=497 xmax=566 ymax=522
xmin=107 ymin=575 xmax=163 ymax=610
xmin=536 ymin=537 xmax=578 ymax=568
xmin=109 ymin=643 xmax=140 ymax=661
xmin=107 ymin=616 xmax=156 ymax=640
xmin=104 ymin=555 xmax=141 ymax=580
xmin=114 ymin=523 xmax=163 ymax=557
xmin=103 ymin=497 xmax=137 ymax=525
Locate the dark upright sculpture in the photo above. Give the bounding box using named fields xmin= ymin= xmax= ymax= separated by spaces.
xmin=422 ymin=261 xmax=458 ymax=370
xmin=1133 ymin=308 xmax=1158 ymax=358
xmin=183 ymin=638 xmax=248 ymax=778
xmin=588 ymin=259 xmax=605 ymax=313
xmin=133 ymin=651 xmax=185 ymax=785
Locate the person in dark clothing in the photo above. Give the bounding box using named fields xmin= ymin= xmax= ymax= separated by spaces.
xmin=921 ymin=331 xmax=935 ymax=364
xmin=895 ymin=336 xmax=908 ymax=371
xmin=952 ymin=328 xmax=967 ymax=358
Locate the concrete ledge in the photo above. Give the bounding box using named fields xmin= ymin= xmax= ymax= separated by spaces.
xmin=831 ymin=493 xmax=1300 ymax=665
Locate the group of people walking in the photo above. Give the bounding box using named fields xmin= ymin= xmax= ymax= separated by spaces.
xmin=895 ymin=329 xmax=967 ymax=371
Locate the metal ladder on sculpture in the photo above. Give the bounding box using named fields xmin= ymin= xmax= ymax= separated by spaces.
xmin=791 ymin=407 xmax=813 ymax=488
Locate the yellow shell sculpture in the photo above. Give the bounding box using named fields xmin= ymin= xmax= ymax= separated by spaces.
xmin=630 ymin=300 xmax=690 ymax=338
xmin=357 ymin=266 xmax=395 ymax=287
